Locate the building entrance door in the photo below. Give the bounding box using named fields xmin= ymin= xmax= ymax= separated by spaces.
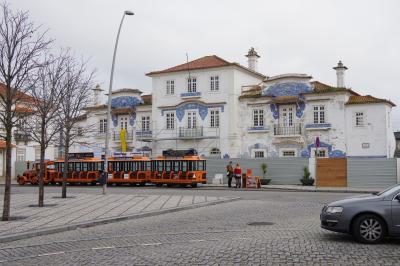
xmin=279 ymin=105 xmax=294 ymax=127
xmin=187 ymin=111 xmax=197 ymax=129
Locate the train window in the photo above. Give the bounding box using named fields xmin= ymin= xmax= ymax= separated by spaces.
xmin=157 ymin=161 xmax=164 ymax=172
xmin=82 ymin=163 xmax=88 ymax=171
xmin=68 ymin=163 xmax=73 ymax=171
xmin=165 ymin=161 xmax=171 ymax=172
xmin=171 ymin=161 xmax=178 ymax=172
xmin=181 ymin=161 xmax=187 ymax=172
xmin=146 ymin=161 xmax=151 ymax=170
xmin=76 ymin=163 xmax=81 ymax=171
xmin=198 ymin=161 xmax=205 ymax=170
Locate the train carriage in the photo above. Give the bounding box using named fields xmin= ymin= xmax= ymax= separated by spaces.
xmin=150 ymin=155 xmax=207 ymax=187
xmin=17 ymin=160 xmax=55 ymax=185
xmin=51 ymin=154 xmax=104 ymax=185
xmin=107 ymin=156 xmax=151 ymax=185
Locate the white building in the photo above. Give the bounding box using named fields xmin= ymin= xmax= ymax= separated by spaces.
xmin=71 ymin=48 xmax=396 ymax=159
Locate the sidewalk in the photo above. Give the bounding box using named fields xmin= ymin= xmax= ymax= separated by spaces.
xmin=0 ymin=192 xmax=238 ymax=243
xmin=201 ymin=184 xmax=382 ymax=193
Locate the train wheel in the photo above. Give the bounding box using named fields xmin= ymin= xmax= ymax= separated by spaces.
xmin=31 ymin=176 xmax=38 ymax=185
xmin=91 ymin=181 xmax=97 ymax=186
xmin=191 ymin=183 xmax=198 ymax=188
xmin=155 ymin=184 xmax=163 ymax=187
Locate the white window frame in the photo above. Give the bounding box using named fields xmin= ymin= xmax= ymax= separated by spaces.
xmin=119 ymin=116 xmax=128 ymax=130
xmin=141 ymin=116 xmax=150 ymax=131
xmin=210 ymin=76 xmax=219 ymax=91
xmin=252 ymin=149 xmax=266 ymax=158
xmin=313 ymin=105 xmax=326 ymax=124
xmin=187 ymin=77 xmax=197 ymax=93
xmin=252 ymin=109 xmax=264 ymax=127
xmin=99 ymin=119 xmax=107 ymax=133
xmin=355 ymin=111 xmax=365 ymax=127
xmin=310 ymin=148 xmax=328 ymax=158
xmin=210 ymin=109 xmax=220 ymax=128
xmin=210 ymin=148 xmax=221 ymax=157
xmin=187 ymin=110 xmax=197 ymax=129
xmin=16 ymin=148 xmax=26 ymax=162
xmin=165 ymin=112 xmax=175 ymax=130
xmin=280 ymin=149 xmax=297 ymax=157
xmin=166 ymin=80 xmax=175 ymax=95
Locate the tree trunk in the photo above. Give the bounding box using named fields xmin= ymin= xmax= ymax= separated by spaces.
xmin=61 ymin=132 xmax=70 ymax=198
xmin=2 ymin=123 xmax=12 ymax=221
xmin=38 ymin=136 xmax=46 ymax=207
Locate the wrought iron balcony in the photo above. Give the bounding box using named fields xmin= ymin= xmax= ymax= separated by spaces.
xmin=273 ymin=123 xmax=302 ymax=136
xmin=14 ymin=130 xmax=31 ymax=141
xmin=178 ymin=126 xmax=204 ymax=139
xmin=136 ymin=130 xmax=153 ymax=139
xmin=112 ymin=130 xmax=134 ymax=141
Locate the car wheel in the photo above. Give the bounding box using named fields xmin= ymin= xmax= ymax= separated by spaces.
xmin=352 ymin=214 xmax=386 ymax=244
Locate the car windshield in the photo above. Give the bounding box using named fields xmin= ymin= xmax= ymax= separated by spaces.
xmin=376 ymin=184 xmax=400 ymax=196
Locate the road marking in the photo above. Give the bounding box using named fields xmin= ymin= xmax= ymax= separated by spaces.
xmin=37 ymin=251 xmax=65 ymax=257
xmin=141 ymin=242 xmax=162 ymax=246
xmin=189 ymin=239 xmax=206 ymax=242
xmin=91 ymin=246 xmax=115 ymax=250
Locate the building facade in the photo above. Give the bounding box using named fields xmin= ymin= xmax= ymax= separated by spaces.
xmin=72 ymin=48 xmax=396 ymax=159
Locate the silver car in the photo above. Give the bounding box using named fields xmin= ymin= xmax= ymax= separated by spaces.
xmin=320 ymin=184 xmax=400 ymax=244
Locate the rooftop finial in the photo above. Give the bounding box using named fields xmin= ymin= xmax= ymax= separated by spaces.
xmin=246 ymin=47 xmax=260 ymax=58
xmin=333 ymin=60 xmax=348 ymax=88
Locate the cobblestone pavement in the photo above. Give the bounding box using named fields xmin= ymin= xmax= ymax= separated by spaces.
xmin=0 ymin=191 xmax=232 ymax=237
xmin=0 ymin=187 xmax=399 ymax=265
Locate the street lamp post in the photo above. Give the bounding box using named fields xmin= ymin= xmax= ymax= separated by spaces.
xmin=103 ymin=10 xmax=134 ymax=195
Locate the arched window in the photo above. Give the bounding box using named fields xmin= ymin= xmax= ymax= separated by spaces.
xmin=210 ymin=148 xmax=221 ymax=158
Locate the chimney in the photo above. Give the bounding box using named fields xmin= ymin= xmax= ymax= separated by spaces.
xmin=246 ymin=47 xmax=260 ymax=72
xmin=333 ymin=60 xmax=348 ymax=88
xmin=92 ymin=84 xmax=103 ymax=106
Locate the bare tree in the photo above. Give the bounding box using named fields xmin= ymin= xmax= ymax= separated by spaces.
xmin=59 ymin=56 xmax=94 ymax=198
xmin=0 ymin=3 xmax=51 ymax=220
xmin=26 ymin=52 xmax=67 ymax=207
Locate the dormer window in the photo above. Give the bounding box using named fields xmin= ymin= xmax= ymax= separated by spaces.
xmin=187 ymin=77 xmax=197 ymax=93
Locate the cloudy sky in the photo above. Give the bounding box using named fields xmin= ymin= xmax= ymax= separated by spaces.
xmin=11 ymin=0 xmax=400 ymax=129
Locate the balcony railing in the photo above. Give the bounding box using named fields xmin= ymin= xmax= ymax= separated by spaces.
xmin=113 ymin=130 xmax=134 ymax=141
xmin=14 ymin=131 xmax=31 ymax=141
xmin=136 ymin=130 xmax=153 ymax=138
xmin=274 ymin=123 xmax=302 ymax=136
xmin=178 ymin=126 xmax=204 ymax=139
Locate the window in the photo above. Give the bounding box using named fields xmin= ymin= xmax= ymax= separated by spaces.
xmin=210 ymin=109 xmax=220 ymax=128
xmin=166 ymin=80 xmax=174 ymax=95
xmin=187 ymin=111 xmax=197 ymax=129
xmin=355 ymin=112 xmax=364 ymax=126
xmin=16 ymin=148 xmax=26 ymax=161
xmin=119 ymin=116 xmax=128 ymax=130
xmin=254 ymin=151 xmax=265 ymax=158
xmin=187 ymin=77 xmax=197 ymax=92
xmin=210 ymin=76 xmax=219 ymax=91
xmin=317 ymin=149 xmax=326 ymax=158
xmin=166 ymin=112 xmax=175 ymax=130
xmin=362 ymin=143 xmax=370 ymax=149
xmin=210 ymin=148 xmax=221 ymax=157
xmin=282 ymin=150 xmax=296 ymax=157
xmin=253 ymin=109 xmax=264 ymax=127
xmin=141 ymin=116 xmax=150 ymax=131
xmin=313 ymin=106 xmax=325 ymax=124
xmin=99 ymin=119 xmax=107 ymax=133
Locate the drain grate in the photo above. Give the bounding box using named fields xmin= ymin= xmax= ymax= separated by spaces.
xmin=28 ymin=204 xmax=58 ymax=208
xmin=247 ymin=222 xmax=274 ymax=226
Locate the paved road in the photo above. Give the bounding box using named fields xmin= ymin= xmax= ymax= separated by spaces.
xmin=1 ymin=186 xmax=399 ymax=265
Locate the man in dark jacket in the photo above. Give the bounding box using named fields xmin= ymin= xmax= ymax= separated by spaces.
xmin=226 ymin=161 xmax=233 ymax=187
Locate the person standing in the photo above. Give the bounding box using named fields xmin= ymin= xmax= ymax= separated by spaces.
xmin=226 ymin=161 xmax=234 ymax=188
xmin=234 ymin=163 xmax=242 ymax=188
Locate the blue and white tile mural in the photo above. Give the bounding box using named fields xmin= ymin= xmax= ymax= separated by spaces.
xmin=262 ymin=82 xmax=312 ymax=97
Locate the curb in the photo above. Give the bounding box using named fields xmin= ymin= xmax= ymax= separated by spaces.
xmin=196 ymin=186 xmax=378 ymax=194
xmin=0 ymin=197 xmax=240 ymax=243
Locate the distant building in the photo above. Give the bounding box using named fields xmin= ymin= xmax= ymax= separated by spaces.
xmin=75 ymin=48 xmax=396 ymax=159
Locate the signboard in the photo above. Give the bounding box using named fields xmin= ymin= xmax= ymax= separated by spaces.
xmin=124 ymin=173 xmax=129 ymax=179
xmin=245 ymin=176 xmax=259 ymax=188
xmin=112 ymin=152 xmax=135 ymax=158
xmin=108 ymin=174 xmax=113 ymax=179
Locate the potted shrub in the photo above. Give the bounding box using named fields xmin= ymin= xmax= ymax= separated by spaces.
xmin=260 ymin=163 xmax=271 ymax=185
xmin=300 ymin=166 xmax=315 ymax=186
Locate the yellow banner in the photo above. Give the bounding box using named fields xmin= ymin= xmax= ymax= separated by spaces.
xmin=120 ymin=128 xmax=127 ymax=152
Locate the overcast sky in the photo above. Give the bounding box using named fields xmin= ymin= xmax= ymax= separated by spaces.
xmin=10 ymin=0 xmax=400 ymax=129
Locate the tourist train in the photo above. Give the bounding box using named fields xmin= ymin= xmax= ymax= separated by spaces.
xmin=16 ymin=151 xmax=207 ymax=188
